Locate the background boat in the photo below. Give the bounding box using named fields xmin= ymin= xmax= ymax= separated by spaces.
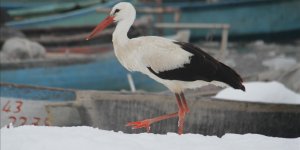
xmin=0 ymin=52 xmax=166 ymax=92
xmin=0 ymin=0 xmax=101 ymax=10
xmin=7 ymin=1 xmax=103 ymax=20
xmin=17 ymin=15 xmax=152 ymax=48
xmin=5 ymin=0 xmax=300 ymax=40
xmin=4 ymin=0 xmax=119 ymax=29
xmin=142 ymin=0 xmax=300 ymax=40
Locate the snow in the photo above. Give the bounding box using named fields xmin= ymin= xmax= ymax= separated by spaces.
xmin=1 ymin=126 xmax=299 ymax=150
xmin=262 ymin=55 xmax=297 ymax=71
xmin=215 ymin=81 xmax=300 ymax=104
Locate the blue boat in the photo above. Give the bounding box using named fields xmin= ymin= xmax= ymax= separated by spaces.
xmin=7 ymin=1 xmax=104 ymax=20
xmin=0 ymin=51 xmax=165 ymax=127
xmin=158 ymin=0 xmax=300 ymax=39
xmin=5 ymin=0 xmax=300 ymax=38
xmin=0 ymin=0 xmax=99 ymax=10
xmin=1 ymin=2 xmax=53 ymax=10
xmin=5 ymin=0 xmax=120 ymax=29
xmin=0 ymin=52 xmax=166 ymax=92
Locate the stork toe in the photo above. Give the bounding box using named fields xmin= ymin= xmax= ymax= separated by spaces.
xmin=126 ymin=119 xmax=151 ymax=132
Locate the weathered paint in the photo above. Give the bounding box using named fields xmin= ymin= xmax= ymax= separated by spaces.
xmin=0 ymin=83 xmax=76 ymax=127
xmin=1 ymin=98 xmax=51 ymax=127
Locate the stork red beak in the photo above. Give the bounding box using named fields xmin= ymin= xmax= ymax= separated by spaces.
xmin=86 ymin=16 xmax=114 ymax=40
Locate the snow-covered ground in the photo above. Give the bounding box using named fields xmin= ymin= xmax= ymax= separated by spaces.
xmin=1 ymin=126 xmax=299 ymax=150
xmin=215 ymin=81 xmax=300 ymax=104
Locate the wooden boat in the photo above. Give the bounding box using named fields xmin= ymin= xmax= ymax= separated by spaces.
xmin=7 ymin=1 xmax=102 ymax=20
xmin=0 ymin=51 xmax=165 ymax=91
xmin=5 ymin=0 xmax=119 ymax=29
xmin=143 ymin=0 xmax=300 ymax=39
xmin=1 ymin=82 xmax=299 ymax=138
xmin=0 ymin=15 xmax=153 ymax=48
xmin=0 ymin=82 xmax=77 ymax=127
xmin=68 ymin=90 xmax=299 ymax=138
xmin=1 ymin=0 xmax=99 ymax=10
xmin=1 ymin=2 xmax=52 ymax=10
xmin=6 ymin=0 xmax=300 ymax=39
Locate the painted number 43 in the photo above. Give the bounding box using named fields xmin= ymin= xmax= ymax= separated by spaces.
xmin=2 ymin=100 xmax=23 ymax=113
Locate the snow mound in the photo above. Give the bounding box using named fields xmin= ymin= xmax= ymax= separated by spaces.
xmin=1 ymin=37 xmax=46 ymax=62
xmin=262 ymin=55 xmax=297 ymax=71
xmin=1 ymin=126 xmax=299 ymax=150
xmin=215 ymin=81 xmax=300 ymax=104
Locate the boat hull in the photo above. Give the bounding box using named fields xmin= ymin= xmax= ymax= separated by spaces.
xmin=51 ymin=90 xmax=300 ymax=138
xmin=158 ymin=0 xmax=300 ymax=38
xmin=6 ymin=0 xmax=300 ymax=38
xmin=0 ymin=83 xmax=76 ymax=127
xmin=5 ymin=0 xmax=300 ymax=38
xmin=1 ymin=83 xmax=299 ymax=138
xmin=0 ymin=52 xmax=166 ymax=92
xmin=5 ymin=0 xmax=119 ymax=29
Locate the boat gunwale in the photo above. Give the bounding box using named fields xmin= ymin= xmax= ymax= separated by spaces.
xmin=0 ymin=82 xmax=77 ymax=101
xmin=5 ymin=0 xmax=120 ymax=28
xmin=0 ymin=82 xmax=75 ymax=92
xmin=146 ymin=0 xmax=297 ymax=10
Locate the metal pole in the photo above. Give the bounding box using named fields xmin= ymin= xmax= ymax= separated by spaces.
xmin=220 ymin=28 xmax=229 ymax=60
xmin=127 ymin=74 xmax=136 ymax=92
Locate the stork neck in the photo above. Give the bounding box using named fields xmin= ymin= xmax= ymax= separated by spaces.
xmin=113 ymin=20 xmax=133 ymax=46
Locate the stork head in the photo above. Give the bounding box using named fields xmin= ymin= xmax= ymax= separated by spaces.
xmin=86 ymin=2 xmax=136 ymax=40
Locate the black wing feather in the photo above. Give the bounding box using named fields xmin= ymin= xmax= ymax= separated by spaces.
xmin=148 ymin=42 xmax=245 ymax=91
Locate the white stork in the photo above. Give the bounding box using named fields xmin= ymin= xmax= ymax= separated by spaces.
xmin=86 ymin=2 xmax=245 ymax=135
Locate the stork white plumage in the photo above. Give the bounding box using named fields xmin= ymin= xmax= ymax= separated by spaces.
xmin=86 ymin=2 xmax=245 ymax=135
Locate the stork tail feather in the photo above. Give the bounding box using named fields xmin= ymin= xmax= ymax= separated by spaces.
xmin=217 ymin=63 xmax=245 ymax=91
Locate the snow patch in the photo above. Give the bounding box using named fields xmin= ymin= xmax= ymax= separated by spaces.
xmin=215 ymin=81 xmax=300 ymax=104
xmin=262 ymin=55 xmax=297 ymax=71
xmin=1 ymin=126 xmax=299 ymax=150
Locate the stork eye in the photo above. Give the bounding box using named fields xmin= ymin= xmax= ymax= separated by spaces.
xmin=114 ymin=9 xmax=120 ymax=14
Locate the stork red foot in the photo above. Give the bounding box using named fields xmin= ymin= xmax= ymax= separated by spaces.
xmin=126 ymin=112 xmax=178 ymax=133
xmin=126 ymin=119 xmax=152 ymax=132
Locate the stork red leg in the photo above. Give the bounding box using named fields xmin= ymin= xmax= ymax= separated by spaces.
xmin=175 ymin=93 xmax=188 ymax=135
xmin=126 ymin=93 xmax=189 ymax=135
xmin=180 ymin=92 xmax=190 ymax=113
